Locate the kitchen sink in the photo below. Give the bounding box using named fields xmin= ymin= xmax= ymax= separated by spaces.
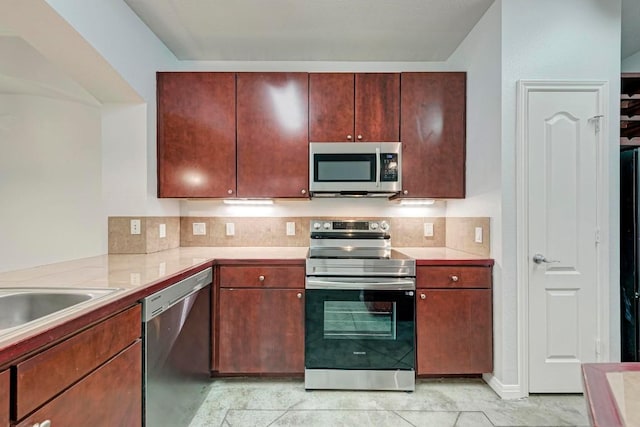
xmin=0 ymin=288 xmax=119 ymax=335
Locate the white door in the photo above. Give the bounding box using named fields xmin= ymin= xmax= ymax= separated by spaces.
xmin=524 ymin=83 xmax=603 ymax=392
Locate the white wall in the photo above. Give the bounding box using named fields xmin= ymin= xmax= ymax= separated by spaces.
xmin=45 ymin=0 xmax=180 ymax=216
xmin=444 ymin=0 xmax=506 ymax=389
xmin=622 ymin=49 xmax=640 ymax=71
xmin=0 ymin=94 xmax=104 ymax=272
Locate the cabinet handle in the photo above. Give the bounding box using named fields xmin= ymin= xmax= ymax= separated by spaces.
xmin=420 ymin=293 xmax=426 ymax=300
xmin=227 ymin=189 xmax=233 ymax=195
xmin=403 ymin=190 xmax=409 ymax=195
xmin=357 ymin=134 xmax=363 ymax=140
xmin=301 ymin=189 xmax=307 ymax=195
xmin=450 ymin=275 xmax=459 ymax=282
xmin=347 ymin=134 xmax=353 ymax=141
xmin=258 ymin=275 xmax=265 ymax=282
xmin=297 ymin=292 xmax=302 ymax=299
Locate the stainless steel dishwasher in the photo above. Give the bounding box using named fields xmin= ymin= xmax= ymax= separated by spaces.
xmin=142 ymin=267 xmax=212 ymax=427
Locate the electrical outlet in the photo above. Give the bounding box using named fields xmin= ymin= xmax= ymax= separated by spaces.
xmin=130 ymin=272 xmax=141 ymax=285
xmin=424 ymin=222 xmax=434 ymax=237
xmin=158 ymin=262 xmax=166 ymax=276
xmin=130 ymin=219 xmax=141 ymax=235
xmin=475 ymin=227 xmax=483 ymax=243
xmin=286 ymin=222 xmax=296 ymax=236
xmin=226 ymin=222 xmax=235 ymax=236
xmin=192 ymin=222 xmax=206 ymax=236
xmin=159 ymin=223 xmax=166 ymax=238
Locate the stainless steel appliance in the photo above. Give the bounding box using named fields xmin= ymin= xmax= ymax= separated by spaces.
xmin=142 ymin=267 xmax=212 ymax=426
xmin=621 ymin=148 xmax=640 ymax=361
xmin=309 ymin=142 xmax=402 ymax=197
xmin=305 ymin=219 xmax=416 ymax=391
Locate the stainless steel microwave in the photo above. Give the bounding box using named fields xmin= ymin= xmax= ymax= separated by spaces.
xmin=309 ymin=142 xmax=402 ymax=197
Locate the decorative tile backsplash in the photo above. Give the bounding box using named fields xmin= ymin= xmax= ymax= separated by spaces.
xmin=109 ymin=216 xmax=490 ymax=257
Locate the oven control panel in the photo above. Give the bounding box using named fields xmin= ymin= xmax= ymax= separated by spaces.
xmin=310 ymin=219 xmax=390 ymax=233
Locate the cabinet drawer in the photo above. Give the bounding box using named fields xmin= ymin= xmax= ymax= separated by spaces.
xmin=15 ymin=305 xmax=141 ymax=420
xmin=219 ymin=266 xmax=305 ymax=288
xmin=1 ymin=369 xmax=8 ymax=427
xmin=16 ymin=341 xmax=142 ymax=427
xmin=417 ymin=266 xmax=491 ymax=289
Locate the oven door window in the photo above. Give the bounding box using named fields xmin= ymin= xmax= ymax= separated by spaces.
xmin=305 ymin=289 xmax=415 ymax=371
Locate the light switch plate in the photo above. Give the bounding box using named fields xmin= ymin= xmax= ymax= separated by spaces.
xmin=424 ymin=222 xmax=434 ymax=237
xmin=192 ymin=222 xmax=206 ymax=236
xmin=286 ymin=222 xmax=296 ymax=236
xmin=226 ymin=222 xmax=235 ymax=236
xmin=159 ymin=223 xmax=166 ymax=238
xmin=475 ymin=227 xmax=483 ymax=243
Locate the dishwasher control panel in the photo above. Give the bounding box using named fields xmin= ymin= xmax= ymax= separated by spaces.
xmin=142 ymin=267 xmax=212 ymax=321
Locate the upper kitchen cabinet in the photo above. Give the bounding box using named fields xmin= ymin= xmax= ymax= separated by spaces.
xmin=400 ymin=72 xmax=466 ymax=198
xmin=309 ymin=73 xmax=400 ymax=142
xmin=236 ymin=73 xmax=309 ymax=198
xmin=157 ymin=72 xmax=236 ymax=198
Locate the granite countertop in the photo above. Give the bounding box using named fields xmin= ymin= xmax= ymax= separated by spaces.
xmin=0 ymin=246 xmax=491 ymax=361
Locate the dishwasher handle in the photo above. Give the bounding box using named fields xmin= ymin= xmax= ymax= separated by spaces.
xmin=142 ymin=267 xmax=212 ymax=321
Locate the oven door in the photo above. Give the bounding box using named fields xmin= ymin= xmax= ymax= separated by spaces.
xmin=305 ymin=278 xmax=415 ymax=371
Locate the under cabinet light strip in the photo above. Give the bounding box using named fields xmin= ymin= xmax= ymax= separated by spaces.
xmin=399 ymin=199 xmax=436 ymax=206
xmin=223 ymin=199 xmax=274 ymax=205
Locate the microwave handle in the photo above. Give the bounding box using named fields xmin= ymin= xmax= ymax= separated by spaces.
xmin=375 ymin=147 xmax=381 ymax=188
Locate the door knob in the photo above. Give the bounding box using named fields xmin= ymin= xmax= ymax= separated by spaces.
xmin=532 ymin=253 xmax=559 ymax=264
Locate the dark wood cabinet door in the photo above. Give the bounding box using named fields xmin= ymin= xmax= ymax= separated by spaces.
xmin=401 ymin=72 xmax=466 ymax=198
xmin=16 ymin=342 xmax=142 ymax=427
xmin=236 ymin=73 xmax=309 ymax=198
xmin=309 ymin=73 xmax=355 ymax=142
xmin=416 ymin=289 xmax=492 ymax=374
xmin=218 ymin=288 xmax=304 ymax=374
xmin=355 ymin=73 xmax=400 ymax=142
xmin=157 ymin=72 xmax=236 ymax=197
xmin=15 ymin=305 xmax=141 ymax=419
xmin=0 ymin=370 xmax=8 ymax=427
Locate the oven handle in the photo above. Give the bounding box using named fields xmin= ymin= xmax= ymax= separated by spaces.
xmin=305 ymin=277 xmax=415 ymax=291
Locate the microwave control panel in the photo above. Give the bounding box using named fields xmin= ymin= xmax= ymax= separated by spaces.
xmin=380 ymin=153 xmax=399 ymax=182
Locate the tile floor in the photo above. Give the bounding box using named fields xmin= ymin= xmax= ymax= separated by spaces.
xmin=188 ymin=378 xmax=589 ymax=427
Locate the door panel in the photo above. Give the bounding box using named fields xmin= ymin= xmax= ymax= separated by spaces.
xmin=309 ymin=73 xmax=354 ymax=142
xmin=236 ymin=72 xmax=309 ymax=198
xmin=355 ymin=73 xmax=400 ymax=142
xmin=526 ymin=86 xmax=601 ymax=392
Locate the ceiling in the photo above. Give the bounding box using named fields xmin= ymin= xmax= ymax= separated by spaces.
xmin=123 ymin=0 xmax=495 ymax=61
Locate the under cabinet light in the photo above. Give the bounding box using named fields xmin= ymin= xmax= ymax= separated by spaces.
xmin=223 ymin=199 xmax=274 ymax=206
xmin=399 ymin=199 xmax=436 ymax=206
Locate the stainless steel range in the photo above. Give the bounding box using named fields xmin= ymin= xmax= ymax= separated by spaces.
xmin=304 ymin=219 xmax=416 ymax=391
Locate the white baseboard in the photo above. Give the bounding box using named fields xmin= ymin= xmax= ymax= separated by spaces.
xmin=483 ymin=373 xmax=527 ymax=400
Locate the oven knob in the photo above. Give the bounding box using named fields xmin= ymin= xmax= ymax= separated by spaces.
xmin=313 ymin=222 xmax=321 ymax=230
xmin=370 ymin=222 xmax=379 ymax=230
xmin=323 ymin=222 xmax=331 ymax=230
xmin=379 ymin=221 xmax=390 ymax=232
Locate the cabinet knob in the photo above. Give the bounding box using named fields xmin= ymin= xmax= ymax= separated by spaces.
xmin=420 ymin=293 xmax=426 ymax=300
xmin=357 ymin=134 xmax=363 ymax=140
xmin=32 ymin=421 xmax=51 ymax=427
xmin=301 ymin=189 xmax=307 ymax=195
xmin=227 ymin=189 xmax=233 ymax=195
xmin=297 ymin=292 xmax=302 ymax=299
xmin=403 ymin=190 xmax=409 ymax=195
xmin=347 ymin=134 xmax=353 ymax=141
xmin=258 ymin=275 xmax=265 ymax=282
xmin=450 ymin=275 xmax=459 ymax=282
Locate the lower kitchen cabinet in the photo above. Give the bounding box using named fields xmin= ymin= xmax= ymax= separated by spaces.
xmin=12 ymin=305 xmax=142 ymax=426
xmin=416 ymin=265 xmax=493 ymax=375
xmin=15 ymin=342 xmax=141 ymax=427
xmin=218 ymin=288 xmax=304 ymax=374
xmin=0 ymin=370 xmax=8 ymax=427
